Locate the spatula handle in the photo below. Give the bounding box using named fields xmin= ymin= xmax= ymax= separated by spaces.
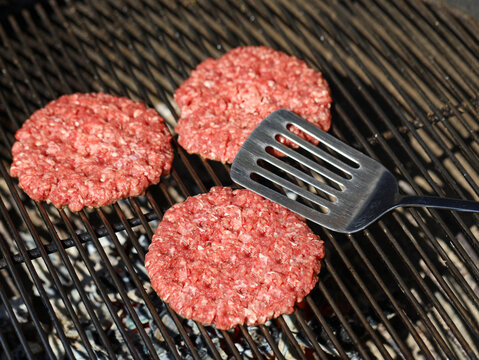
xmin=396 ymin=195 xmax=479 ymax=212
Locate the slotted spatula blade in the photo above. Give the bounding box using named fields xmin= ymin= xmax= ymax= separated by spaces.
xmin=231 ymin=109 xmax=479 ymax=233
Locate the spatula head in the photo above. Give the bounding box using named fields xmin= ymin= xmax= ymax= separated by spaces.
xmin=230 ymin=110 xmax=399 ymax=233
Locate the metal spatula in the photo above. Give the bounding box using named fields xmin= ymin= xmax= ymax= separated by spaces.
xmin=231 ymin=109 xmax=479 ymax=233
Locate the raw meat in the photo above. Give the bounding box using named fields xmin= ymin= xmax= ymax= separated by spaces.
xmin=10 ymin=93 xmax=173 ymax=211
xmin=145 ymin=186 xmax=325 ymax=329
xmin=175 ymin=46 xmax=332 ymax=163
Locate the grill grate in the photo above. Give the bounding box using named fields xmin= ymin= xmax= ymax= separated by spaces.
xmin=0 ymin=0 xmax=479 ymax=358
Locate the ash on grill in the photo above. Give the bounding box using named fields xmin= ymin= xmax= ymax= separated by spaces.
xmin=0 ymin=223 xmax=362 ymax=359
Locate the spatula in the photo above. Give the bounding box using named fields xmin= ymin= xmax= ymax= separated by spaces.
xmin=231 ymin=109 xmax=479 ymax=233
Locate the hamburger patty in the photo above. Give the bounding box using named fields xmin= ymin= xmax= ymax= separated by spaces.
xmin=145 ymin=186 xmax=325 ymax=329
xmin=175 ymin=46 xmax=332 ymax=163
xmin=10 ymin=93 xmax=173 ymax=211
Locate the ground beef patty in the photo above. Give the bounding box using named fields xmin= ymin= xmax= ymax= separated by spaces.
xmin=145 ymin=187 xmax=325 ymax=330
xmin=10 ymin=93 xmax=173 ymax=212
xmin=175 ymin=46 xmax=332 ymax=163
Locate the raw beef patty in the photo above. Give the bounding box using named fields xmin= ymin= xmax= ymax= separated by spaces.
xmin=10 ymin=93 xmax=173 ymax=212
xmin=175 ymin=46 xmax=332 ymax=163
xmin=145 ymin=186 xmax=325 ymax=329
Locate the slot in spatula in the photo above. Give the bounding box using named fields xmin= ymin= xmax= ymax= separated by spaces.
xmin=231 ymin=109 xmax=479 ymax=233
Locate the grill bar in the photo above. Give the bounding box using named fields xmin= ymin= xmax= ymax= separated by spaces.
xmin=111 ymin=205 xmax=188 ymax=360
xmin=0 ymin=164 xmax=76 ymax=358
xmin=0 ymin=228 xmax=53 ymax=358
xmin=258 ymin=325 xmax=285 ymax=360
xmin=333 ymin=231 xmax=413 ymax=357
xmin=36 ymin=204 xmax=117 ymax=357
xmin=0 ymin=242 xmax=35 ymax=360
xmin=347 ymin=230 xmax=433 ymax=356
xmin=239 ymin=325 xmax=267 ymax=360
xmin=316 ymin=280 xmax=371 ymax=359
xmin=0 ymin=324 xmax=11 ymax=359
xmin=304 ymin=296 xmax=349 ymax=358
xmin=58 ymin=209 xmax=130 ymax=359
xmin=78 ymin=211 xmax=143 ymax=358
xmin=324 ymin=261 xmax=394 ymax=359
xmin=94 ymin=209 xmax=162 ymax=359
xmin=111 ymin=202 xmax=186 ymax=359
xmin=0 ymin=210 xmax=158 ymax=270
xmin=35 ymin=4 xmax=90 ymax=93
xmin=370 ymin=221 xmax=459 ymax=357
xmin=0 ymin=0 xmax=479 ymax=358
xmin=293 ymin=309 xmax=328 ymax=360
xmin=4 ymin=173 xmax=98 ymax=359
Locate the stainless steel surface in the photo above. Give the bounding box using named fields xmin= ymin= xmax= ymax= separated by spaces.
xmin=231 ymin=109 xmax=479 ymax=232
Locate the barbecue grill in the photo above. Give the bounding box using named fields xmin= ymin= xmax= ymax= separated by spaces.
xmin=0 ymin=0 xmax=478 ymax=358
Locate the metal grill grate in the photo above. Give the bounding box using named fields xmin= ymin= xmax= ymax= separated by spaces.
xmin=0 ymin=0 xmax=479 ymax=358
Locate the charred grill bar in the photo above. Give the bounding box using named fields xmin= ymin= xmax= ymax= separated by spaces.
xmin=0 ymin=0 xmax=479 ymax=358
